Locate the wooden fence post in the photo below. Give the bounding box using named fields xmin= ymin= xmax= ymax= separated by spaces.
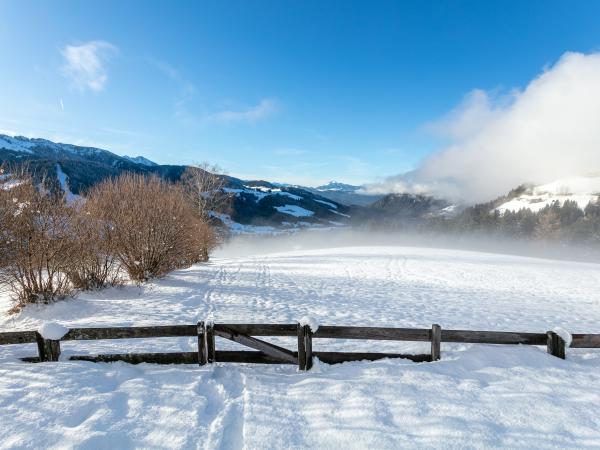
xmin=297 ymin=324 xmax=314 ymax=371
xmin=546 ymin=331 xmax=566 ymax=359
xmin=36 ymin=333 xmax=61 ymax=362
xmin=304 ymin=325 xmax=313 ymax=370
xmin=197 ymin=321 xmax=207 ymax=366
xmin=206 ymin=322 xmax=216 ymax=363
xmin=297 ymin=323 xmax=306 ymax=370
xmin=431 ymin=324 xmax=441 ymax=361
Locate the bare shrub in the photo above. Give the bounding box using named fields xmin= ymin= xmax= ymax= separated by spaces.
xmin=86 ymin=173 xmax=213 ymax=281
xmin=66 ymin=201 xmax=123 ymax=290
xmin=0 ymin=166 xmax=75 ymax=308
xmin=185 ymin=217 xmax=217 ymax=263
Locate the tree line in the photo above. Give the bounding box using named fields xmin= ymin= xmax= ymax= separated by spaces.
xmin=0 ymin=164 xmax=225 ymax=312
xmin=434 ymin=197 xmax=600 ymax=245
xmin=355 ymin=186 xmax=600 ymax=247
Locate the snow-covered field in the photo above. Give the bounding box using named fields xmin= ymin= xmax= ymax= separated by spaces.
xmin=2 ymin=246 xmax=600 ymax=449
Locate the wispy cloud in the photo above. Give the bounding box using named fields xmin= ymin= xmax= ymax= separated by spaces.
xmin=150 ymin=58 xmax=197 ymax=97
xmin=61 ymin=41 xmax=118 ymax=92
xmin=150 ymin=58 xmax=277 ymax=126
xmin=207 ymin=98 xmax=279 ymax=124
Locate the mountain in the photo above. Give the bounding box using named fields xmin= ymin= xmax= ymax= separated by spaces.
xmin=0 ymin=134 xmax=351 ymax=234
xmin=0 ymin=134 xmax=190 ymax=196
xmin=495 ymin=176 xmax=600 ymax=213
xmin=306 ymin=180 xmax=384 ymax=206
xmin=351 ymin=193 xmax=456 ymax=226
xmin=315 ymin=181 xmax=360 ymax=192
xmin=218 ymin=181 xmax=352 ymax=234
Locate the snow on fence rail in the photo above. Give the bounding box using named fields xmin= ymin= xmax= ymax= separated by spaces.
xmin=1 ymin=323 xmax=600 ymax=370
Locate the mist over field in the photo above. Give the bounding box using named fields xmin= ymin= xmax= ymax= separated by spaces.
xmin=215 ymin=228 xmax=600 ymax=263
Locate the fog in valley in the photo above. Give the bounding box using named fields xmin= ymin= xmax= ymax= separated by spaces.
xmin=216 ymin=228 xmax=600 ymax=264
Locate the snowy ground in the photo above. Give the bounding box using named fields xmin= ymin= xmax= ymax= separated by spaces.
xmin=2 ymin=245 xmax=600 ymax=448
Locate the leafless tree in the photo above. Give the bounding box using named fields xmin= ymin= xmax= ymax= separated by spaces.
xmin=180 ymin=162 xmax=231 ymax=220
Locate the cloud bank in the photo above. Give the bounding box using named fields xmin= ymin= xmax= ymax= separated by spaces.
xmin=366 ymin=52 xmax=600 ymax=203
xmin=61 ymin=41 xmax=117 ymax=92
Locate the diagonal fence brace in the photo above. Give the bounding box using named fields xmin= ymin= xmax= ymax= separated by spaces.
xmin=214 ymin=326 xmax=298 ymax=364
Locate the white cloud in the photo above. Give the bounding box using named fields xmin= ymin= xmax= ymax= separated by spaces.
xmin=61 ymin=41 xmax=117 ymax=92
xmin=208 ymin=99 xmax=278 ymax=123
xmin=365 ymin=52 xmax=600 ymax=203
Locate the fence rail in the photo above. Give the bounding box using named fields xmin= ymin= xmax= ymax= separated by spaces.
xmin=2 ymin=322 xmax=600 ymax=370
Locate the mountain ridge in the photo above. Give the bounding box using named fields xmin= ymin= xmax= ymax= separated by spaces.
xmin=0 ymin=133 xmax=353 ymax=234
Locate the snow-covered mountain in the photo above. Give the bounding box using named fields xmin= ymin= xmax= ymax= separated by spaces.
xmin=307 ymin=180 xmax=383 ymax=206
xmin=0 ymin=134 xmax=153 ymax=169
xmin=122 ymin=155 xmax=157 ymax=166
xmin=496 ymin=176 xmax=600 ymax=213
xmin=315 ymin=181 xmax=361 ymax=192
xmin=0 ymin=134 xmax=351 ymax=234
xmin=221 ymin=180 xmax=352 ymax=234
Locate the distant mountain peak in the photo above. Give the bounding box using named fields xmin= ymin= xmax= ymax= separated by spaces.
xmin=315 ymin=181 xmax=361 ymax=192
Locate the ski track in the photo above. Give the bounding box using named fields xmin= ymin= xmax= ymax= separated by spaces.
xmin=2 ymin=246 xmax=600 ymax=448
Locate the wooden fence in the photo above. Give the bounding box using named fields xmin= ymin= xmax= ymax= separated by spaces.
xmin=1 ymin=322 xmax=600 ymax=370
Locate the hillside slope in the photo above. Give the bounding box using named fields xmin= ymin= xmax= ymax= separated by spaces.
xmin=496 ymin=175 xmax=600 ymax=212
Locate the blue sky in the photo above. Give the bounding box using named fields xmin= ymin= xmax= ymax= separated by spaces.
xmin=1 ymin=1 xmax=600 ymax=186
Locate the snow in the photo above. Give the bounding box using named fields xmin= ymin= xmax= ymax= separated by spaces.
xmin=0 ymin=135 xmax=35 ymax=154
xmin=0 ymin=179 xmax=23 ymax=190
xmin=122 ymin=155 xmax=157 ymax=166
xmin=0 ymin=134 xmax=106 ymax=157
xmin=316 ymin=181 xmax=359 ymax=192
xmin=497 ymin=175 xmax=600 ymax=212
xmin=553 ymin=326 xmax=573 ymax=348
xmin=298 ymin=316 xmax=320 ymax=332
xmin=332 ymin=209 xmax=350 ymax=218
xmin=55 ymin=163 xmax=81 ymax=204
xmin=37 ymin=322 xmax=69 ymax=340
xmin=315 ymin=199 xmax=338 ymax=209
xmin=211 ymin=212 xmax=341 ymax=235
xmin=274 ymin=205 xmax=314 ymax=217
xmin=225 ymin=186 xmax=303 ymax=202
xmin=2 ymin=246 xmax=600 ymax=447
xmin=209 ymin=212 xmax=279 ymax=235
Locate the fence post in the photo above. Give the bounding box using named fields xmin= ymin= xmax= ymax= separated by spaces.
xmin=197 ymin=321 xmax=207 ymax=366
xmin=304 ymin=325 xmax=313 ymax=370
xmin=546 ymin=331 xmax=566 ymax=359
xmin=431 ymin=324 xmax=441 ymax=361
xmin=36 ymin=333 xmax=61 ymax=362
xmin=297 ymin=323 xmax=306 ymax=370
xmin=206 ymin=322 xmax=216 ymax=363
xmin=297 ymin=323 xmax=314 ymax=371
